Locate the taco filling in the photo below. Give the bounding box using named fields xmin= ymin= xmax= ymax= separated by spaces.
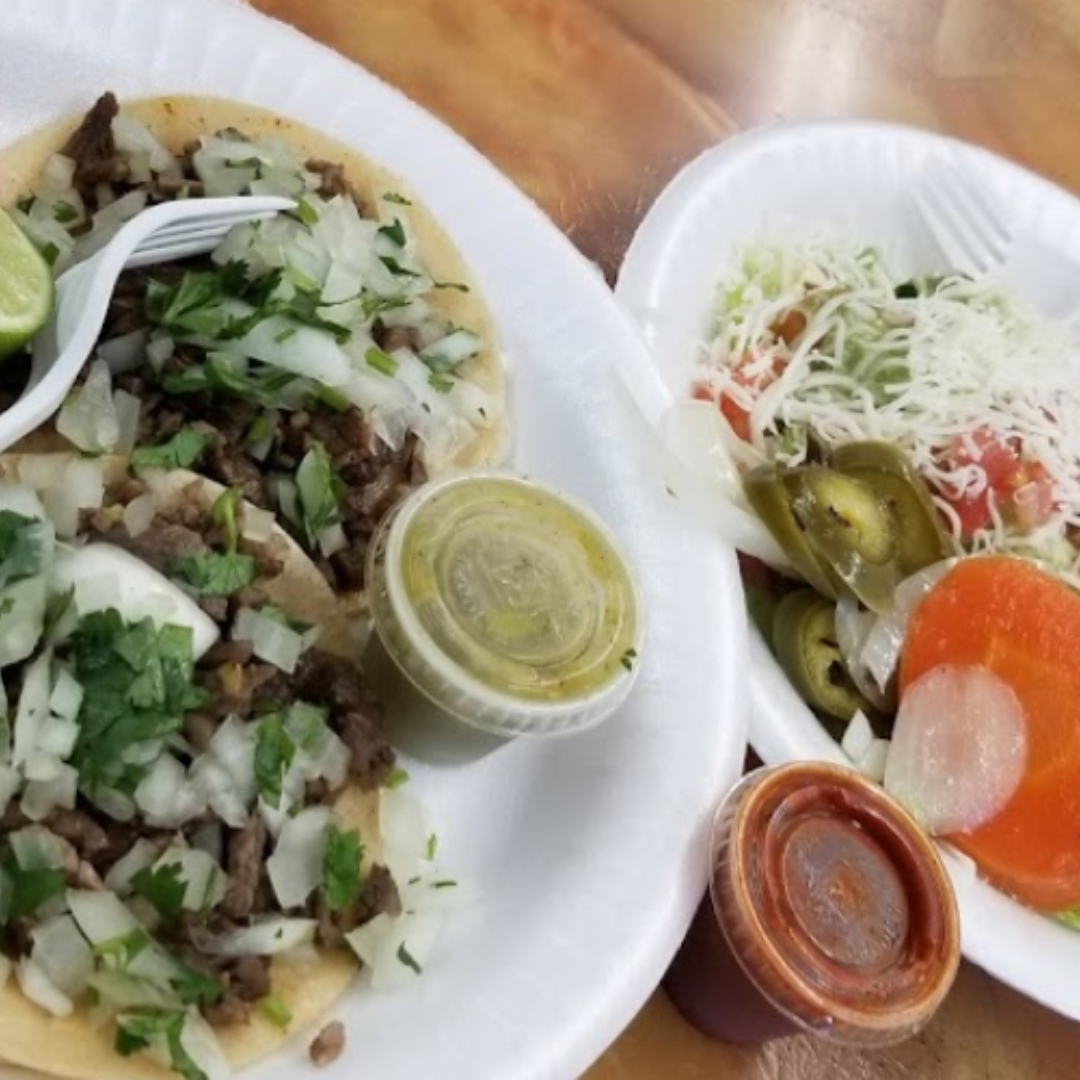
xmin=0 ymin=457 xmax=449 ymax=1080
xmin=4 ymin=92 xmax=505 ymax=593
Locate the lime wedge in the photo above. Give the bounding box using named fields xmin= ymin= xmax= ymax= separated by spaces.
xmin=0 ymin=206 xmax=55 ymax=360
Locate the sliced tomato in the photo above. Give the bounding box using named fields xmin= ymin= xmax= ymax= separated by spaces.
xmin=949 ymin=427 xmax=1021 ymax=489
xmin=696 ymin=352 xmax=784 ymax=443
xmin=942 ymin=488 xmax=992 ymax=539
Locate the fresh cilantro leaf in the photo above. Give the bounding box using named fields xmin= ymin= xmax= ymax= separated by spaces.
xmin=115 ymin=1008 xmax=208 ymax=1080
xmin=93 ymin=928 xmax=152 ymax=969
xmin=295 ymin=199 xmax=319 ymax=227
xmin=131 ymin=862 xmax=187 ymax=925
xmin=254 ymin=714 xmax=296 ymax=809
xmin=396 ymin=942 xmax=422 ymax=974
xmin=0 ymin=510 xmax=50 ymax=584
xmin=365 ymin=346 xmax=398 ymax=378
xmin=295 ymin=443 xmax=343 ymax=548
xmin=53 ymin=200 xmax=79 ymax=224
xmin=130 ymin=428 xmax=208 ymax=471
xmin=211 ymin=487 xmax=242 ymax=553
xmin=620 ymin=648 xmax=637 ymax=672
xmin=171 ymin=552 xmax=256 ymax=597
xmin=40 ymin=242 xmax=59 ymax=267
xmin=146 ymin=270 xmax=233 ymax=335
xmin=71 ymin=612 xmax=208 ymax=793
xmin=0 ymin=859 xmax=66 ymax=921
xmin=379 ymin=255 xmax=419 ymax=278
xmin=170 ymin=962 xmax=223 ymax=1007
xmin=382 ymin=191 xmax=412 ymax=206
xmin=164 ymin=355 xmax=303 ymax=409
xmin=377 ymin=219 xmax=406 ymax=247
xmin=321 ymin=824 xmax=364 ymax=911
xmin=383 ymin=766 xmax=410 ymax=790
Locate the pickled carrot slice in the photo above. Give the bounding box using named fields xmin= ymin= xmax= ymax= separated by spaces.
xmin=899 ymin=555 xmax=1080 ymax=911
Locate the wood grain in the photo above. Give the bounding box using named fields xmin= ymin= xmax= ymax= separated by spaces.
xmin=249 ymin=0 xmax=1080 ymax=1076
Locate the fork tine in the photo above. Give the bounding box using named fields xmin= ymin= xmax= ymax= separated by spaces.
xmin=141 ymin=208 xmax=284 ymax=243
xmin=124 ymin=230 xmax=232 ymax=270
xmin=133 ymin=222 xmax=234 ymax=256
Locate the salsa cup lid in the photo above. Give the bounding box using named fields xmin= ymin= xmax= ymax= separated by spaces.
xmin=367 ymin=471 xmax=644 ymax=738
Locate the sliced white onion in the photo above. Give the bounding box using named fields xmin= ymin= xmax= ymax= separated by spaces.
xmin=203 ymin=917 xmax=317 ymax=957
xmin=56 ymin=360 xmax=119 ymax=455
xmin=0 ymin=577 xmax=46 ymax=667
xmin=36 ymin=715 xmax=79 ymax=758
xmin=856 ymin=738 xmax=891 ymax=784
xmin=23 ymin=751 xmax=63 ymax=782
xmin=21 ymin=762 xmax=78 ymax=821
xmin=834 ymin=598 xmax=893 ymax=711
xmin=379 ymin=787 xmax=430 ymax=886
xmin=16 ymin=957 xmax=74 ymax=1017
xmin=122 ymin=493 xmax=157 ymax=539
xmin=175 ymin=1009 xmax=230 ymax=1080
xmin=266 ymin=806 xmax=332 ymax=908
xmin=884 ymin=664 xmax=1028 ymax=835
xmin=190 ymin=755 xmax=249 ymax=830
xmin=48 ymin=667 xmax=84 ymax=723
xmin=49 ymin=543 xmax=220 ymax=660
xmin=240 ymin=503 xmax=276 ymax=545
xmin=840 ymin=709 xmax=875 ymax=764
xmin=30 ymin=914 xmax=94 ymax=999
xmin=860 ymin=560 xmax=958 ymax=694
xmin=104 ymin=838 xmax=166 ymax=896
xmin=233 ymin=607 xmax=306 ymax=674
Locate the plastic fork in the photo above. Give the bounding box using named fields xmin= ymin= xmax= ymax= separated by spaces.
xmin=0 ymin=194 xmax=295 ymax=454
xmin=912 ymin=156 xmax=1080 ymax=323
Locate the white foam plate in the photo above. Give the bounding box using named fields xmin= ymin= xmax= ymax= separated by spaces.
xmin=615 ymin=120 xmax=1080 ymax=1023
xmin=0 ymin=2 xmax=750 ymax=1078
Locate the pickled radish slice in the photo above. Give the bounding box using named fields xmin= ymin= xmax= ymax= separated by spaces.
xmin=899 ymin=555 xmax=1080 ymax=910
xmin=884 ymin=664 xmax=1027 ymax=836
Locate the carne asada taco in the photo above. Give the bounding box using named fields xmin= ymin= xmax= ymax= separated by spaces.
xmin=0 ymin=455 xmax=447 ymax=1080
xmin=0 ymin=92 xmax=507 ymax=601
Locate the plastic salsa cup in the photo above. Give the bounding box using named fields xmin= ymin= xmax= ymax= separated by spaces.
xmin=664 ymin=761 xmax=961 ymax=1046
xmin=365 ymin=471 xmax=643 ymax=761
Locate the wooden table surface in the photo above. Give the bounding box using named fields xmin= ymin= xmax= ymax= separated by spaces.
xmin=249 ymin=1 xmax=1080 ymax=1077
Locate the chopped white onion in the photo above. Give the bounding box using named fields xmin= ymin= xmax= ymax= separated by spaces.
xmin=146 ymin=334 xmax=174 ymax=373
xmin=233 ymin=607 xmax=306 ymax=674
xmin=56 ymin=360 xmax=119 ymax=455
xmin=9 ymin=825 xmax=68 ymax=870
xmin=122 ymin=493 xmax=157 ymax=538
xmin=30 ymin=914 xmax=94 ymax=999
xmin=0 ymin=481 xmax=48 ymax=520
xmin=90 ymin=787 xmax=136 ymax=822
xmin=203 ymin=918 xmax=317 ymax=957
xmin=104 ymin=838 xmax=165 ymax=896
xmin=345 ymin=909 xmax=444 ymax=990
xmin=154 ymin=848 xmax=228 ymax=913
xmin=316 ymin=522 xmax=347 ymax=558
xmin=16 ymin=957 xmax=74 ymax=1017
xmin=11 ymin=650 xmax=53 ymax=768
xmin=0 ymin=765 xmax=20 ymax=817
xmin=379 ymin=787 xmax=430 ymax=886
xmin=21 ymin=762 xmax=78 ymax=821
xmin=41 ymin=457 xmax=106 ymax=539
xmin=174 ymin=1009 xmax=230 ymax=1080
xmin=884 ymin=664 xmax=1028 ymax=835
xmin=240 ymin=503 xmax=276 ymax=545
xmin=190 ymin=755 xmax=249 ymax=830
xmin=856 ymin=738 xmax=891 ymax=783
xmin=48 ymin=667 xmax=84 ymax=723
xmin=66 ymin=888 xmax=142 ymax=945
xmin=0 ymin=577 xmax=47 ymax=667
xmin=113 ymin=389 xmax=142 ymax=454
xmin=36 ymin=715 xmax=79 ymax=759
xmin=16 ymin=457 xmax=66 ymax=493
xmin=97 ymin=330 xmax=148 ymax=376
xmin=266 ymin=806 xmax=332 ymax=908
